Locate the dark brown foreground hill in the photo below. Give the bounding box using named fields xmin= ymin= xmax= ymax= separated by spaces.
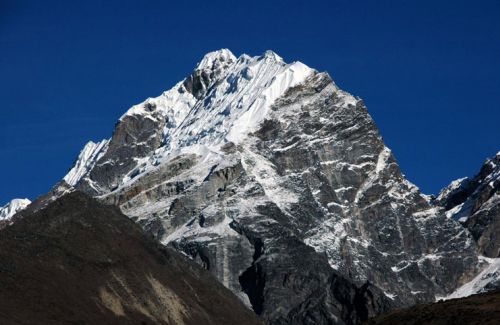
xmin=0 ymin=191 xmax=262 ymax=325
xmin=366 ymin=290 xmax=500 ymax=325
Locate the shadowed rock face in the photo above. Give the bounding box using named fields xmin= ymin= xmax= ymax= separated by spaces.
xmin=0 ymin=192 xmax=262 ymax=325
xmin=15 ymin=50 xmax=486 ymax=324
xmin=436 ymin=153 xmax=500 ymax=257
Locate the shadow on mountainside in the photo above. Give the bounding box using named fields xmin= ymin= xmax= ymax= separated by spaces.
xmin=0 ymin=191 xmax=262 ymax=325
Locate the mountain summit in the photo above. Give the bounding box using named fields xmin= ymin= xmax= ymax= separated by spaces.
xmin=6 ymin=49 xmax=498 ymax=324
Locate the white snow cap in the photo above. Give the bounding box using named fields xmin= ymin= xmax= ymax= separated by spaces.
xmin=120 ymin=49 xmax=315 ymax=150
xmin=196 ymin=48 xmax=237 ymax=70
xmin=174 ymin=49 xmax=314 ymax=147
xmin=0 ymin=198 xmax=31 ymax=221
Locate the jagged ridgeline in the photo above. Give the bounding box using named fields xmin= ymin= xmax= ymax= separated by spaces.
xmin=7 ymin=49 xmax=498 ymax=324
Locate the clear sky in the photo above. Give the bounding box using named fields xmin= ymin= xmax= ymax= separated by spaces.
xmin=1 ymin=0 xmax=499 ymax=204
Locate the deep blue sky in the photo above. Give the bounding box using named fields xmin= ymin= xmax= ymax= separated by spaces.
xmin=1 ymin=0 xmax=499 ymax=203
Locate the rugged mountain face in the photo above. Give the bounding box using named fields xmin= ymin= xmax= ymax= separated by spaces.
xmin=436 ymin=152 xmax=500 ymax=257
xmin=13 ymin=49 xmax=488 ymax=324
xmin=433 ymin=152 xmax=500 ymax=299
xmin=0 ymin=191 xmax=262 ymax=325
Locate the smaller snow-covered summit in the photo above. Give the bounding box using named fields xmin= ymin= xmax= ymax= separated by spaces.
xmin=0 ymin=198 xmax=31 ymax=221
xmin=436 ymin=151 xmax=500 ymax=258
xmin=63 ymin=140 xmax=109 ymax=187
xmin=437 ymin=152 xmax=500 ymax=220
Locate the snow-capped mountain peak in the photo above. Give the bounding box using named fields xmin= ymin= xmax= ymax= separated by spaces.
xmin=20 ymin=49 xmax=493 ymax=324
xmin=74 ymin=50 xmax=315 ymax=194
xmin=0 ymin=198 xmax=31 ymax=221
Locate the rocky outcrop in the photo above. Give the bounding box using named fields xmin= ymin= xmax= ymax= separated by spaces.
xmin=436 ymin=152 xmax=500 ymax=257
xmin=0 ymin=191 xmax=262 ymax=325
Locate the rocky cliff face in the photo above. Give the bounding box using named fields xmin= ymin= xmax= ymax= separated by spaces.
xmin=433 ymin=152 xmax=500 ymax=299
xmin=436 ymin=152 xmax=500 ymax=257
xmin=0 ymin=192 xmax=262 ymax=325
xmin=19 ymin=49 xmax=488 ymax=324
